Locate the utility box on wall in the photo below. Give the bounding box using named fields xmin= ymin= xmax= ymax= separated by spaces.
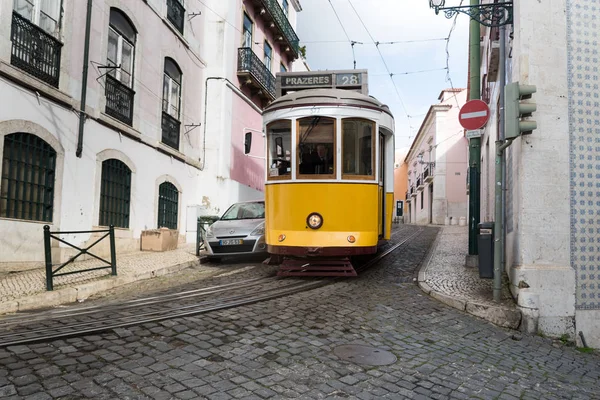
xmin=141 ymin=228 xmax=179 ymax=252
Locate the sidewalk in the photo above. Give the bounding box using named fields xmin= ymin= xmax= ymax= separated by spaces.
xmin=0 ymin=243 xmax=201 ymax=315
xmin=417 ymin=225 xmax=522 ymax=329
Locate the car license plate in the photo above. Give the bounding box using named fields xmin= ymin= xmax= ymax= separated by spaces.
xmin=220 ymin=239 xmax=243 ymax=246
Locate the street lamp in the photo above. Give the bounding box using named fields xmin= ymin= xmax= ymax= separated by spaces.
xmin=429 ymin=0 xmax=513 ymax=27
xmin=417 ymin=153 xmax=435 ymax=168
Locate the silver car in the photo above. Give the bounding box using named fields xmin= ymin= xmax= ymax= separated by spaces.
xmin=204 ymin=200 xmax=267 ymax=262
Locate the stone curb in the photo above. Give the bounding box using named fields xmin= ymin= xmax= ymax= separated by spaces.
xmin=416 ymin=226 xmax=522 ymax=330
xmin=0 ymin=260 xmax=200 ymax=315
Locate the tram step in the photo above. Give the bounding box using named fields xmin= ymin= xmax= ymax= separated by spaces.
xmin=277 ymin=258 xmax=357 ymax=277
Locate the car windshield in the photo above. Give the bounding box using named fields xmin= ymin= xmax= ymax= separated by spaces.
xmin=220 ymin=202 xmax=265 ymax=220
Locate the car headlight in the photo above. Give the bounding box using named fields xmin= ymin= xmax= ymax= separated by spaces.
xmin=250 ymin=222 xmax=265 ymax=236
xmin=307 ymin=213 xmax=323 ymax=229
xmin=205 ymin=225 xmax=214 ymax=238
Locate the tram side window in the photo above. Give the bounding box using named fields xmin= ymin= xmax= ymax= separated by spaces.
xmin=297 ymin=116 xmax=336 ymax=176
xmin=267 ymin=120 xmax=292 ymax=179
xmin=342 ymin=119 xmax=374 ymax=178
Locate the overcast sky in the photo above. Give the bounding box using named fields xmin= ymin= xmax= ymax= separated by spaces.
xmin=295 ymin=0 xmax=470 ymax=151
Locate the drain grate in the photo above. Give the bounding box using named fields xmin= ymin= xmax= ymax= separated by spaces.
xmin=333 ymin=344 xmax=397 ymax=366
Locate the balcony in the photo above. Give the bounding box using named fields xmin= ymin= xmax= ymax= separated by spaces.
xmin=10 ymin=12 xmax=62 ymax=88
xmin=247 ymin=0 xmax=300 ymax=59
xmin=237 ymin=47 xmax=276 ymax=101
xmin=105 ymin=74 xmax=135 ymax=126
xmin=410 ymin=186 xmax=417 ymax=197
xmin=417 ymin=176 xmax=424 ymax=191
xmin=161 ymin=112 xmax=181 ymax=150
xmin=406 ymin=191 xmax=411 ymax=203
xmin=424 ymin=165 xmax=434 ymax=183
xmin=166 ymin=0 xmax=185 ymax=34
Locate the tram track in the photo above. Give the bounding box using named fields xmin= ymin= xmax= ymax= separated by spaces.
xmin=0 ymin=226 xmax=424 ymax=347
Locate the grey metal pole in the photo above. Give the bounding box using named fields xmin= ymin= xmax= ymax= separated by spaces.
xmin=500 ymin=24 xmax=507 ymax=298
xmin=43 ymin=225 xmax=53 ymax=291
xmin=493 ymin=23 xmax=507 ymax=302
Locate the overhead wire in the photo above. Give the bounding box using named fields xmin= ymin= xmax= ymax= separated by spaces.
xmin=346 ymin=0 xmax=414 ymax=134
xmin=327 ymin=0 xmax=358 ymax=69
xmin=443 ymin=0 xmax=465 ymax=109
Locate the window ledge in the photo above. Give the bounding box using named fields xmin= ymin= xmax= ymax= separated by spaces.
xmin=93 ymin=225 xmax=132 ymax=238
xmin=0 ymin=216 xmax=53 ymax=225
xmin=0 ymin=61 xmax=74 ymax=109
xmin=98 ymin=112 xmax=143 ymax=141
xmin=157 ymin=141 xmax=185 ymax=160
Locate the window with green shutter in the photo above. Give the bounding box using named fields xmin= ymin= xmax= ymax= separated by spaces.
xmin=0 ymin=133 xmax=57 ymax=222
xmin=157 ymin=181 xmax=178 ymax=229
xmin=99 ymin=158 xmax=131 ymax=228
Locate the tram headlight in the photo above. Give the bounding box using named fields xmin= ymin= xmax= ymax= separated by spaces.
xmin=307 ymin=212 xmax=323 ymax=229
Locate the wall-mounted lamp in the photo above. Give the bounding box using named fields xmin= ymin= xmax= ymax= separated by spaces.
xmin=428 ymin=0 xmax=513 ymax=27
xmin=417 ymin=153 xmax=435 ymax=168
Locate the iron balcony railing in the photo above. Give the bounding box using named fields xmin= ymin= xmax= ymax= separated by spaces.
xmin=161 ymin=111 xmax=181 ymax=150
xmin=238 ymin=47 xmax=276 ymax=99
xmin=10 ymin=11 xmax=62 ymax=88
xmin=423 ymin=166 xmax=429 ymax=180
xmin=166 ymin=0 xmax=185 ymax=34
xmin=105 ymin=74 xmax=135 ymax=126
xmin=256 ymin=0 xmax=300 ymax=58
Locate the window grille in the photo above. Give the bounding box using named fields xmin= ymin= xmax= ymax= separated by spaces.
xmin=10 ymin=11 xmax=62 ymax=87
xmin=157 ymin=182 xmax=178 ymax=229
xmin=99 ymin=159 xmax=131 ymax=228
xmin=0 ymin=133 xmax=56 ymax=222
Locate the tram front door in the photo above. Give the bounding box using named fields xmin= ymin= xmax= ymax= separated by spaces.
xmin=378 ymin=133 xmax=385 ymax=238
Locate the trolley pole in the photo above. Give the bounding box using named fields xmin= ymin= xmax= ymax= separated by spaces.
xmin=467 ymin=0 xmax=482 ymax=256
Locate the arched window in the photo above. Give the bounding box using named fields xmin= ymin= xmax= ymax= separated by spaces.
xmin=162 ymin=58 xmax=182 ymax=149
xmin=99 ymin=159 xmax=131 ymax=228
xmin=157 ymin=181 xmax=179 ymax=229
xmin=105 ymin=8 xmax=137 ymax=125
xmin=107 ymin=9 xmax=136 ymax=87
xmin=1 ymin=133 xmax=57 ymax=222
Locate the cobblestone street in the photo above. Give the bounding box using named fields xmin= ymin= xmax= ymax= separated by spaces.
xmin=0 ymin=225 xmax=599 ymax=399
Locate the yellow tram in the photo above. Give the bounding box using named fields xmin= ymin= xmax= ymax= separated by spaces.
xmin=249 ymin=76 xmax=395 ymax=276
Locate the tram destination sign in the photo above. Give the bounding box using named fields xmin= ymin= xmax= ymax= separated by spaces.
xmin=276 ymin=69 xmax=369 ymax=97
xmin=281 ymin=74 xmax=332 ymax=88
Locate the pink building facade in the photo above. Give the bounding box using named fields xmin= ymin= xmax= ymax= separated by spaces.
xmin=404 ymin=89 xmax=468 ymax=226
xmin=229 ymin=0 xmax=303 ymax=194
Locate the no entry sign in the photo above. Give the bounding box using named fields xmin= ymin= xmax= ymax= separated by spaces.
xmin=458 ymin=100 xmax=490 ymax=130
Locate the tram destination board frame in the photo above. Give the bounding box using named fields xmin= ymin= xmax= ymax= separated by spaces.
xmin=276 ymin=69 xmax=368 ymax=97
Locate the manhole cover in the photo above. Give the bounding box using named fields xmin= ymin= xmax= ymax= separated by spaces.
xmin=333 ymin=344 xmax=397 ymax=366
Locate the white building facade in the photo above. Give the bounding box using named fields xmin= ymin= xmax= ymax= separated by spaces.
xmin=405 ymin=89 xmax=468 ymax=227
xmin=0 ymin=0 xmax=304 ymax=272
xmin=478 ymin=0 xmax=600 ymax=348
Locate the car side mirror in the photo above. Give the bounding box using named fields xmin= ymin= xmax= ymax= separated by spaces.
xmin=244 ymin=132 xmax=252 ymax=154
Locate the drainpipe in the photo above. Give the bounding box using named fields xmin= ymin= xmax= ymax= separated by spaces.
xmin=493 ymin=23 xmax=508 ymax=302
xmin=75 ymin=0 xmax=93 ymax=158
xmin=468 ymin=0 xmax=481 ymax=255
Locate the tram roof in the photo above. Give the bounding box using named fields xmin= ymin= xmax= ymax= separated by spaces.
xmin=264 ymin=88 xmax=392 ymax=117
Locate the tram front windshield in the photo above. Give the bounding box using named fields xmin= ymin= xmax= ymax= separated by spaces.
xmin=266 ymin=117 xmax=376 ymax=180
